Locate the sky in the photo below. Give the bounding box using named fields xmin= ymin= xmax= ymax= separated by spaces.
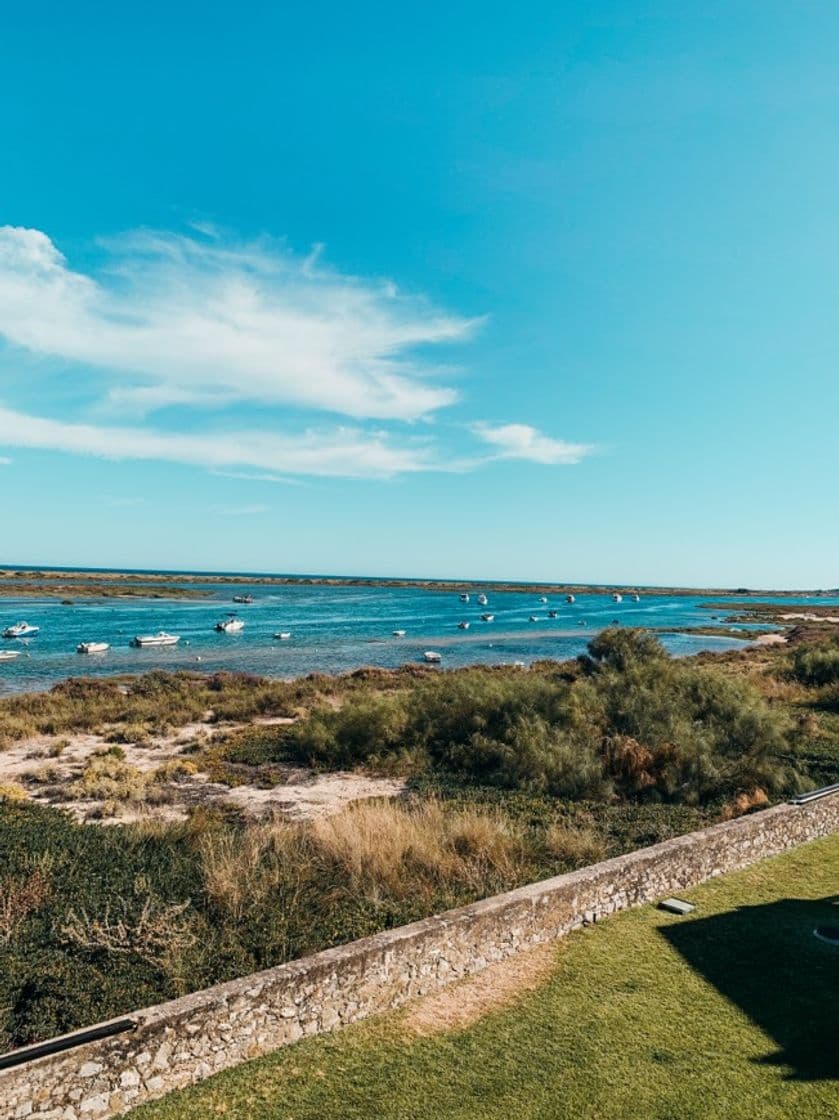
xmin=1 ymin=1 xmax=838 ymax=587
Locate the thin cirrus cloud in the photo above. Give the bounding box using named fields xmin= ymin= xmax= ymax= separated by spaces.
xmin=0 ymin=225 xmax=594 ymax=479
xmin=0 ymin=406 xmax=436 ymax=479
xmin=0 ymin=225 xmax=472 ymax=421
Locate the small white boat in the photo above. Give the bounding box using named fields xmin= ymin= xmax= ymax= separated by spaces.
xmin=612 ymin=593 xmax=623 ymax=603
xmin=2 ymin=622 xmax=39 ymax=638
xmin=215 ymin=616 xmax=245 ymax=633
xmin=459 ymin=593 xmax=470 ymax=603
xmin=565 ymin=594 xmax=575 ymax=604
xmin=0 ymin=650 xmax=21 ymax=661
xmin=392 ymin=629 xmax=407 ymax=637
xmin=632 ymin=593 xmax=640 ymax=602
xmin=274 ymin=631 xmax=292 ymax=640
xmin=232 ymin=594 xmax=255 ymax=604
xmin=480 ymin=613 xmax=494 ymax=622
xmin=538 ymin=596 xmax=548 ymax=604
xmin=477 ymin=593 xmax=488 ymax=606
xmin=131 ymin=631 xmax=180 ymax=648
xmin=424 ymin=650 xmax=442 ymax=663
xmin=457 ymin=620 xmax=470 ymax=630
xmin=548 ymin=610 xmax=558 ymax=619
xmin=77 ymin=642 xmax=109 ymax=655
xmin=529 ymin=615 xmax=539 ymax=622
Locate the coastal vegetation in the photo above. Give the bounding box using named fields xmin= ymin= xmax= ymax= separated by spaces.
xmin=1 ymin=628 xmax=837 ymax=1051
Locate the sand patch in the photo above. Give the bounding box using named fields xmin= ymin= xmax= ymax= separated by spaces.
xmin=750 ymin=633 xmax=788 ymax=646
xmin=400 ymin=941 xmax=558 ymax=1038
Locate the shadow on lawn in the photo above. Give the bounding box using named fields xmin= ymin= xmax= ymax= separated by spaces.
xmin=660 ymin=894 xmax=839 ymax=1081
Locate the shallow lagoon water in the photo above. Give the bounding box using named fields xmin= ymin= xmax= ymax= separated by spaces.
xmin=0 ymin=582 xmax=833 ymax=694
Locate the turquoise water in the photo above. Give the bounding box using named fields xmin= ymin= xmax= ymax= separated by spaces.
xmin=0 ymin=580 xmax=834 ymax=694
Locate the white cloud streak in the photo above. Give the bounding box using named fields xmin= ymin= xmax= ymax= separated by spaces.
xmin=471 ymin=422 xmax=593 ymax=464
xmin=0 ymin=225 xmax=478 ymax=421
xmin=0 ymin=405 xmax=435 ymax=479
xmin=0 ymin=226 xmax=595 ymax=480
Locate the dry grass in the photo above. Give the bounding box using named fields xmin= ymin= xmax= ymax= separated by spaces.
xmin=0 ymin=781 xmax=28 ymax=802
xmin=544 ymin=823 xmax=607 ymax=866
xmin=720 ymin=787 xmax=770 ymax=820
xmin=198 ymin=798 xmax=531 ymax=920
xmin=308 ymin=798 xmax=528 ymax=899
xmin=60 ymin=891 xmax=197 ymax=973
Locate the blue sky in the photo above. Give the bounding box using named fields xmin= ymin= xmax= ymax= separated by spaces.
xmin=1 ymin=2 xmax=838 ymax=586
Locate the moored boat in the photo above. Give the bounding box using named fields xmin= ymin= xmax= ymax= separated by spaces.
xmin=480 ymin=613 xmax=495 ymax=622
xmin=529 ymin=615 xmax=539 ymax=622
xmin=565 ymin=594 xmax=575 ymax=604
xmin=424 ymin=650 xmax=442 ymax=663
xmin=0 ymin=650 xmax=21 ymax=661
xmin=457 ymin=620 xmax=470 ymax=630
xmin=547 ymin=610 xmax=558 ymax=619
xmin=538 ymin=596 xmax=548 ymax=604
xmin=612 ymin=593 xmax=623 ymax=603
xmin=2 ymin=622 xmax=39 ymax=638
xmin=477 ymin=593 xmax=488 ymax=606
xmin=273 ymin=631 xmax=292 ymax=640
xmin=459 ymin=593 xmax=470 ymax=603
xmin=131 ymin=631 xmax=180 ymax=648
xmin=232 ymin=594 xmax=255 ymax=604
xmin=77 ymin=641 xmax=109 ymax=654
xmin=215 ymin=616 xmax=245 ymax=633
xmin=392 ymin=629 xmax=407 ymax=637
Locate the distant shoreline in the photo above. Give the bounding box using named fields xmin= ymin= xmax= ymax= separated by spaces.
xmin=1 ymin=566 xmax=837 ymax=600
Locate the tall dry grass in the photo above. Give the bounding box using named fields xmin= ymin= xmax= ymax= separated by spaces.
xmin=198 ymin=798 xmax=531 ymax=920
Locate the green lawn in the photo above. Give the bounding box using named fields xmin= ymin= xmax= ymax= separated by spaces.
xmin=133 ymin=835 xmax=839 ymax=1120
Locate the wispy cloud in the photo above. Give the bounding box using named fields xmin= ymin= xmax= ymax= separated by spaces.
xmin=0 ymin=225 xmax=477 ymax=421
xmin=211 ymin=470 xmax=307 ymax=487
xmin=471 ymin=422 xmax=594 ymax=465
xmin=0 ymin=225 xmax=594 ymax=480
xmin=0 ymin=406 xmax=436 ymax=478
xmin=0 ymin=455 xmax=11 ymax=465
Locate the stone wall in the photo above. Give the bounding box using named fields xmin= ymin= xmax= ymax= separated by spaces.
xmin=3 ymin=792 xmax=838 ymax=1120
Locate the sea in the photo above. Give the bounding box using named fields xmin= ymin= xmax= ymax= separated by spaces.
xmin=0 ymin=572 xmax=835 ymax=694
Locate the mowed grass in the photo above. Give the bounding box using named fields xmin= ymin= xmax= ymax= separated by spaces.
xmin=132 ymin=834 xmax=839 ymax=1120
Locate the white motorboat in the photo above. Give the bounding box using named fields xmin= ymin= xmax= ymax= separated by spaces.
xmin=548 ymin=610 xmax=558 ymax=619
xmin=77 ymin=642 xmax=109 ymax=654
xmin=477 ymin=593 xmax=488 ymax=606
xmin=273 ymin=631 xmax=292 ymax=640
xmin=0 ymin=650 xmax=21 ymax=661
xmin=2 ymin=622 xmax=39 ymax=638
xmin=215 ymin=616 xmax=245 ymax=633
xmin=612 ymin=593 xmax=623 ymax=603
xmin=459 ymin=593 xmax=470 ymax=603
xmin=457 ymin=620 xmax=470 ymax=630
xmin=529 ymin=615 xmax=539 ymax=622
xmin=131 ymin=631 xmax=180 ymax=648
xmin=565 ymin=594 xmax=575 ymax=604
xmin=424 ymin=650 xmax=442 ymax=663
xmin=538 ymin=596 xmax=548 ymax=604
xmin=632 ymin=593 xmax=640 ymax=602
xmin=392 ymin=629 xmax=407 ymax=637
xmin=480 ymin=613 xmax=495 ymax=622
xmin=232 ymin=594 xmax=255 ymax=604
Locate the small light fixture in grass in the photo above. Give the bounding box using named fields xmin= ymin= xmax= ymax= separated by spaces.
xmin=659 ymin=898 xmax=695 ymax=916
